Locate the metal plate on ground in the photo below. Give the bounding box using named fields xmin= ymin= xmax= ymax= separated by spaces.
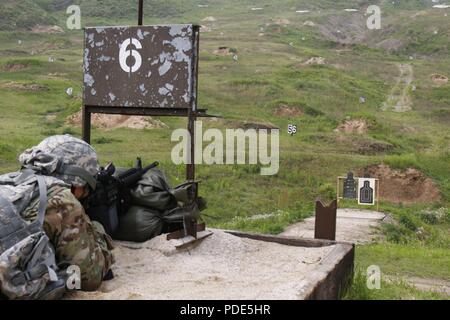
xmin=173 ymin=230 xmax=214 ymax=250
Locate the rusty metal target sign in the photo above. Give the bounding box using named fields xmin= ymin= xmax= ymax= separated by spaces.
xmin=80 ymin=23 xmax=204 ymax=181
xmin=80 ymin=2 xmax=213 ymax=240
xmin=83 ymin=24 xmax=199 ymax=109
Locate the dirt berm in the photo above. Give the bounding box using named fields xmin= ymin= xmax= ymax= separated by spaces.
xmin=359 ymin=164 xmax=441 ymax=204
xmin=66 ymin=111 xmax=168 ymax=130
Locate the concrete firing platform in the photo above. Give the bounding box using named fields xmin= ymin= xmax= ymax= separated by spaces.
xmin=281 ymin=208 xmax=387 ymax=244
xmin=67 ymin=229 xmax=354 ymax=300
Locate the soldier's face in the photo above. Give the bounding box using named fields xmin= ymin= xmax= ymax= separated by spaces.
xmin=72 ymin=186 xmax=89 ymax=200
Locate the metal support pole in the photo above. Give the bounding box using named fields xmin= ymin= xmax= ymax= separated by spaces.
xmin=377 ymin=179 xmax=380 ymax=212
xmin=336 ymin=177 xmax=340 ymax=206
xmin=186 ymin=26 xmax=200 ymax=183
xmin=82 ymin=105 xmax=91 ymax=144
xmin=180 ymin=26 xmax=201 ymax=239
xmin=183 ymin=110 xmax=198 ymax=238
xmin=187 ymin=111 xmax=196 ymax=181
xmin=138 ymin=0 xmax=144 ymax=25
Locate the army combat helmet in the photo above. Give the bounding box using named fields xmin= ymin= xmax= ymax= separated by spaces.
xmin=19 ymin=135 xmax=100 ymax=190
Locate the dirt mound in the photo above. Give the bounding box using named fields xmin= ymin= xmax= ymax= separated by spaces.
xmin=240 ymin=122 xmax=279 ymax=130
xmin=275 ymin=104 xmax=302 ymax=118
xmin=0 ymin=82 xmax=47 ymax=91
xmin=336 ymin=119 xmax=368 ymax=134
xmin=202 ymin=16 xmax=217 ymax=22
xmin=46 ymin=113 xmax=57 ymax=122
xmin=274 ymin=18 xmax=290 ymax=25
xmin=359 ymin=164 xmax=441 ymax=204
xmin=431 ymin=74 xmax=448 ymax=86
xmin=318 ymin=14 xmax=367 ymax=44
xmin=203 ymin=117 xmax=223 ymax=124
xmin=268 ymin=25 xmax=283 ymax=34
xmin=213 ymin=47 xmax=234 ymax=56
xmin=66 ymin=111 xmax=168 ymax=131
xmin=301 ymin=57 xmax=326 ymax=66
xmin=335 ymin=135 xmax=393 ymax=155
xmin=376 ymin=39 xmax=406 ymax=52
xmin=67 ymin=229 xmax=335 ymax=300
xmin=2 ymin=63 xmax=27 ymax=72
xmin=31 ymin=25 xmax=64 ymax=34
xmin=0 ymin=49 xmax=28 ymax=56
xmin=200 ymin=25 xmax=212 ymax=32
xmin=357 ymin=141 xmax=394 ymax=155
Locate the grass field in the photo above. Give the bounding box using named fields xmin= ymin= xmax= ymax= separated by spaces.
xmin=0 ymin=0 xmax=449 ymax=299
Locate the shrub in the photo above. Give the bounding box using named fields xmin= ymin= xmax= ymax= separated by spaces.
xmin=399 ymin=214 xmax=418 ymax=231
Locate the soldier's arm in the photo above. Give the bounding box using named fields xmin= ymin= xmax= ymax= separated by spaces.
xmin=43 ymin=187 xmax=114 ymax=291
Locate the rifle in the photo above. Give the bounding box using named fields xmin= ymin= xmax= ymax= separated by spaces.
xmin=81 ymin=158 xmax=159 ymax=235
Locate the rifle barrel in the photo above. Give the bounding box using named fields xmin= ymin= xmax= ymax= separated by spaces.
xmin=143 ymin=161 xmax=159 ymax=173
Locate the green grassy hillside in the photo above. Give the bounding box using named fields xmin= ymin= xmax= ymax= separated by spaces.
xmin=0 ymin=0 xmax=449 ymax=299
xmin=0 ymin=0 xmax=56 ymax=30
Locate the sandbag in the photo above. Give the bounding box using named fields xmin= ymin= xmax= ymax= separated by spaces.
xmin=112 ymin=168 xmax=207 ymax=242
xmin=113 ymin=206 xmax=163 ymax=243
xmin=129 ymin=169 xmax=173 ymax=210
xmin=130 ymin=169 xmax=193 ymax=210
xmin=113 ymin=200 xmax=205 ymax=243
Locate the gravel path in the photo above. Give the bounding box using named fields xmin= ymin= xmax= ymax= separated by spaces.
xmin=381 ymin=63 xmax=414 ymax=112
xmin=385 ymin=276 xmax=450 ymax=297
xmin=280 ymin=208 xmax=386 ymax=244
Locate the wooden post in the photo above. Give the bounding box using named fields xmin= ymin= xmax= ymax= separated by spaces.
xmin=186 ymin=110 xmax=196 ymax=181
xmin=138 ymin=0 xmax=144 ymax=26
xmin=186 ymin=26 xmax=200 ymax=182
xmin=315 ymin=199 xmax=337 ymax=241
xmin=183 ymin=26 xmax=200 ymax=239
xmin=184 ymin=102 xmax=198 ymax=239
xmin=376 ymin=179 xmax=380 ymax=212
xmin=82 ymin=105 xmax=91 ymax=144
xmin=336 ymin=177 xmax=340 ymax=205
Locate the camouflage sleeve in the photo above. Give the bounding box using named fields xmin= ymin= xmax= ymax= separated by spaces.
xmin=43 ymin=186 xmax=115 ymax=291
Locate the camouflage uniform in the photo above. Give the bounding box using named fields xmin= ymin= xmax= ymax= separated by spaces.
xmin=21 ymin=185 xmax=114 ymax=291
xmin=17 ymin=135 xmax=115 ymax=292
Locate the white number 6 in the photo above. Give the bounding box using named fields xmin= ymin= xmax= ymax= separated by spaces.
xmin=119 ymin=38 xmax=142 ymax=73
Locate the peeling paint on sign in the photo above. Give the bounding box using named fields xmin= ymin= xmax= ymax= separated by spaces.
xmin=159 ymin=87 xmax=170 ymax=95
xmin=159 ymin=60 xmax=172 ymax=76
xmin=84 ymin=74 xmax=94 ymax=87
xmin=98 ymin=55 xmax=111 ymax=62
xmin=83 ymin=24 xmax=198 ymax=108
